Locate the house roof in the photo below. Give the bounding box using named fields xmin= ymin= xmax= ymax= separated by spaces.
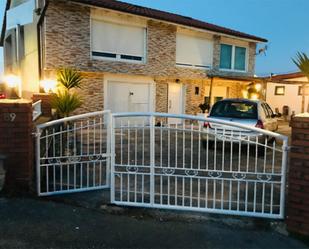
xmin=71 ymin=0 xmax=268 ymax=43
xmin=270 ymin=72 xmax=305 ymax=80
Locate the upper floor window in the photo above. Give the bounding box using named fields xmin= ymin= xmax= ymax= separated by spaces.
xmin=220 ymin=44 xmax=247 ymax=71
xmin=176 ymin=33 xmax=213 ymax=69
xmin=91 ymin=19 xmax=146 ymax=63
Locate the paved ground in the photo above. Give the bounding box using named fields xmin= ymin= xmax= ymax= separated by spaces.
xmin=0 ymin=196 xmax=307 ymax=249
xmin=277 ymin=121 xmax=291 ymax=142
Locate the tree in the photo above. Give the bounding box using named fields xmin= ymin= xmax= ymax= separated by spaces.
xmin=293 ymin=52 xmax=309 ymax=112
xmin=51 ymin=68 xmax=83 ymax=118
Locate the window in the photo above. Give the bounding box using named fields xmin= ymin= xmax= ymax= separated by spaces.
xmin=220 ymin=44 xmax=232 ymax=69
xmin=214 ymin=96 xmax=223 ymax=103
xmin=4 ymin=33 xmax=17 ymax=71
xmin=274 ymin=86 xmax=285 ymax=96
xmin=91 ymin=19 xmax=146 ymax=62
xmin=220 ymin=44 xmax=247 ymax=71
xmin=176 ymin=33 xmax=213 ymax=68
xmin=298 ymin=86 xmax=309 ymax=96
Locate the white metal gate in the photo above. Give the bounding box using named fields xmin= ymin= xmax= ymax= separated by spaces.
xmin=36 ymin=111 xmax=111 ymax=196
xmin=110 ymin=113 xmax=288 ymax=219
xmin=37 ymin=111 xmax=288 ymax=219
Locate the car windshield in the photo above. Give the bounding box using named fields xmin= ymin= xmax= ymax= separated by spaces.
xmin=210 ymin=101 xmax=258 ymax=119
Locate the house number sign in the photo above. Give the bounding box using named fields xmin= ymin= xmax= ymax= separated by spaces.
xmin=3 ymin=113 xmax=16 ymax=122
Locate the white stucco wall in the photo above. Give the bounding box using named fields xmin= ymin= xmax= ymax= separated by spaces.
xmin=266 ymin=76 xmax=309 ymax=117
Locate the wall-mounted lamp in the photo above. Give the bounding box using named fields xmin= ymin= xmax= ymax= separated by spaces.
xmin=250 ymin=93 xmax=259 ymax=100
xmin=254 ymin=83 xmax=262 ymax=92
xmin=4 ymin=74 xmax=21 ymax=99
xmin=40 ymin=79 xmax=57 ymax=93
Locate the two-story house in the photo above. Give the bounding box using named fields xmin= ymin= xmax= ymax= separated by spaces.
xmin=1 ymin=0 xmax=267 ymax=120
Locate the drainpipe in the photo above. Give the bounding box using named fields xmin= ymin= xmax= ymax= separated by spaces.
xmin=15 ymin=24 xmax=22 ymax=97
xmin=301 ymin=82 xmax=305 ymax=113
xmin=36 ymin=0 xmax=49 ymax=81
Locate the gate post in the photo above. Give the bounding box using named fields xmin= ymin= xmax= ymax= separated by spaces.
xmin=287 ymin=114 xmax=309 ymax=237
xmin=0 ymin=99 xmax=34 ymax=194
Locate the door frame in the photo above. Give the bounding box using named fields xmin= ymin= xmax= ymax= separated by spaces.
xmin=103 ymin=74 xmax=155 ymax=113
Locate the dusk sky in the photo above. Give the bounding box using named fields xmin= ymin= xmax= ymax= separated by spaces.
xmin=0 ymin=0 xmax=308 ymax=76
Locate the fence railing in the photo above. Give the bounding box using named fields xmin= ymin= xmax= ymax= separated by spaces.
xmin=36 ymin=110 xmax=112 ymax=196
xmin=110 ymin=112 xmax=288 ymax=219
xmin=36 ymin=110 xmax=288 ymax=219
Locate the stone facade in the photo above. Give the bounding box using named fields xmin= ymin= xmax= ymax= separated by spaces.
xmin=42 ymin=0 xmax=256 ymax=115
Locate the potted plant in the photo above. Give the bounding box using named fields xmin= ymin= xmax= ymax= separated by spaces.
xmin=196 ymin=101 xmax=210 ymax=126
xmin=198 ymin=102 xmax=210 ymax=114
xmin=50 ymin=68 xmax=84 ymax=156
xmin=51 ymin=68 xmax=83 ymax=118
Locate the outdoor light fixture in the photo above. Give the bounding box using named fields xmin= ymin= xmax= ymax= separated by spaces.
xmin=242 ymin=90 xmax=249 ymax=99
xmin=4 ymin=74 xmax=21 ymax=99
xmin=250 ymin=93 xmax=259 ymax=100
xmin=254 ymin=83 xmax=262 ymax=91
xmin=40 ymin=79 xmax=57 ymax=93
xmin=5 ymin=74 xmax=21 ymax=88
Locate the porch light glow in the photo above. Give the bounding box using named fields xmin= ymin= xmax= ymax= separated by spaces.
xmin=40 ymin=79 xmax=57 ymax=93
xmin=250 ymin=93 xmax=259 ymax=100
xmin=4 ymin=74 xmax=21 ymax=88
xmin=241 ymin=90 xmax=248 ymax=99
xmin=254 ymin=83 xmax=262 ymax=91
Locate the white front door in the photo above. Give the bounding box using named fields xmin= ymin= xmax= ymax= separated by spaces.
xmin=168 ymin=83 xmax=183 ymax=124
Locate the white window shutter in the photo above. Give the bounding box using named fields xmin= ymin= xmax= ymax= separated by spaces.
xmin=176 ymin=33 xmax=213 ymax=67
xmin=91 ymin=19 xmax=145 ymax=57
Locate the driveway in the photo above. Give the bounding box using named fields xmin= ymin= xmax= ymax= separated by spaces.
xmin=0 ymin=197 xmax=307 ymax=249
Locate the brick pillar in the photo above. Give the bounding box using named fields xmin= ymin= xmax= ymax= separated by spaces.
xmin=0 ymin=99 xmax=34 ymax=194
xmin=32 ymin=93 xmax=53 ymax=117
xmin=287 ymin=114 xmax=309 ymax=236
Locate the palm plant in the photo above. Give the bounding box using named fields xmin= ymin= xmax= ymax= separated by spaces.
xmin=51 ymin=91 xmax=83 ymax=118
xmin=293 ymin=52 xmax=309 ymax=78
xmin=57 ymin=68 xmax=83 ymax=91
xmin=293 ymin=52 xmax=309 ymax=112
xmin=51 ymin=68 xmax=83 ymax=118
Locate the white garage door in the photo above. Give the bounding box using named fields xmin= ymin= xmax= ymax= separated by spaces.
xmin=107 ymin=81 xmax=152 ymax=125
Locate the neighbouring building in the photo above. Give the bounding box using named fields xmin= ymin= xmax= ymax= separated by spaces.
xmin=266 ymin=72 xmax=309 ymax=119
xmin=1 ymin=0 xmax=267 ymax=122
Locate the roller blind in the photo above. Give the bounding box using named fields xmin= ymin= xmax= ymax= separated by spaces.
xmin=91 ymin=19 xmax=145 ymax=57
xmin=176 ymin=33 xmax=213 ymax=67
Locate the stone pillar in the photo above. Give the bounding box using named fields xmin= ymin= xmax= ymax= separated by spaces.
xmin=248 ymin=42 xmax=257 ymax=76
xmin=32 ymin=93 xmax=53 ymax=117
xmin=0 ymin=99 xmax=34 ymax=194
xmin=287 ymin=114 xmax=309 ymax=236
xmin=212 ymin=35 xmax=221 ymax=72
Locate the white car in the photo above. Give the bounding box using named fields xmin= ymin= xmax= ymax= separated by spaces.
xmin=202 ymin=98 xmax=280 ymax=146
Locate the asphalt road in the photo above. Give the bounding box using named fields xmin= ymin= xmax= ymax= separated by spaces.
xmin=0 ymin=197 xmax=307 ymax=249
